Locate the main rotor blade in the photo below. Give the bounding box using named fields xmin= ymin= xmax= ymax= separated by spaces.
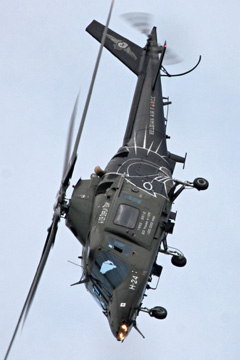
xmin=62 ymin=0 xmax=115 ymax=187
xmin=3 ymin=209 xmax=60 ymax=360
xmin=4 ymin=2 xmax=115 ymax=359
xmin=62 ymin=93 xmax=80 ymax=178
xmin=24 ymin=210 xmax=60 ymax=318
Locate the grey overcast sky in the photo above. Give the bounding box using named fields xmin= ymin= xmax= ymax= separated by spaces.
xmin=1 ymin=0 xmax=240 ymax=359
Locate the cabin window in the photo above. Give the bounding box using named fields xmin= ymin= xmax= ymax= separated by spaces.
xmin=108 ymin=237 xmax=131 ymax=256
xmin=122 ymin=193 xmax=142 ymax=205
xmin=114 ymin=204 xmax=139 ymax=229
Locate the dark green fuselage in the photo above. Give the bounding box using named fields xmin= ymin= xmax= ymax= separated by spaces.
xmin=66 ymin=25 xmax=179 ymax=340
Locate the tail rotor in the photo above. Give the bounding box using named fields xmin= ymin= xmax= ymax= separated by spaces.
xmin=121 ymin=12 xmax=183 ymax=66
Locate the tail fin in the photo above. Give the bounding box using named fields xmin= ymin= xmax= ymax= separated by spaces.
xmin=86 ymin=20 xmax=142 ymax=75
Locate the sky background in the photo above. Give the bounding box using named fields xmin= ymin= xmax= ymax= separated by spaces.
xmin=0 ymin=0 xmax=240 ymax=359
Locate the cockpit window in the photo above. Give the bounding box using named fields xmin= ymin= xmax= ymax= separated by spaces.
xmin=91 ymin=250 xmax=129 ymax=298
xmin=114 ymin=204 xmax=139 ymax=229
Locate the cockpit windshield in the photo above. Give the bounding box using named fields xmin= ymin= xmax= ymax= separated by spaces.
xmin=91 ymin=250 xmax=129 ymax=301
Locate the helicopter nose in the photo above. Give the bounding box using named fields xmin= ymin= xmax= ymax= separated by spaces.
xmin=109 ymin=318 xmax=130 ymax=341
xmin=117 ymin=323 xmax=129 ymax=341
xmin=108 ymin=304 xmax=132 ymax=341
xmin=108 ymin=289 xmax=136 ymax=340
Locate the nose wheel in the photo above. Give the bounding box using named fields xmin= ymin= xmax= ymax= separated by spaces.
xmin=140 ymin=306 xmax=167 ymax=320
xmin=149 ymin=306 xmax=167 ymax=320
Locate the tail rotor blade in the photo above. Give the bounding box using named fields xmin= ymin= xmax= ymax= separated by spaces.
xmin=121 ymin=12 xmax=183 ymax=66
xmin=121 ymin=12 xmax=153 ymax=36
xmin=164 ymin=48 xmax=183 ymax=65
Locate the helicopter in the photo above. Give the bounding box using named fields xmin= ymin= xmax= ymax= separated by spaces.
xmin=4 ymin=3 xmax=209 ymax=359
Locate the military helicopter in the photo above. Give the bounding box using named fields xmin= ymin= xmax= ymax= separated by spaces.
xmin=4 ymin=2 xmax=209 ymax=358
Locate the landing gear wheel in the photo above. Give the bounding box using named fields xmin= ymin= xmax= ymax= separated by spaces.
xmin=193 ymin=177 xmax=209 ymax=191
xmin=171 ymin=255 xmax=187 ymax=267
xmin=149 ymin=306 xmax=167 ymax=320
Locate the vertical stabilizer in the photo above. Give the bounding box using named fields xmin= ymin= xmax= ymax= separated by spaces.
xmin=86 ymin=20 xmax=143 ymax=75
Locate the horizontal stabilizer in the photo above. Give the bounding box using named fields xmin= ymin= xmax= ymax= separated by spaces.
xmin=86 ymin=20 xmax=143 ymax=75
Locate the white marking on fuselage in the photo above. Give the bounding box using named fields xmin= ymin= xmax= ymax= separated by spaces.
xmin=155 ymin=139 xmax=163 ymax=154
xmin=143 ymin=182 xmax=153 ymax=191
xmin=147 ymin=141 xmax=154 ymax=155
xmin=143 ymin=127 xmax=147 ymax=149
xmin=134 ymin=133 xmax=137 ymax=155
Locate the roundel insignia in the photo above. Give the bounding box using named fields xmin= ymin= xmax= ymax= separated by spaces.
xmin=117 ymin=41 xmax=128 ymax=49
